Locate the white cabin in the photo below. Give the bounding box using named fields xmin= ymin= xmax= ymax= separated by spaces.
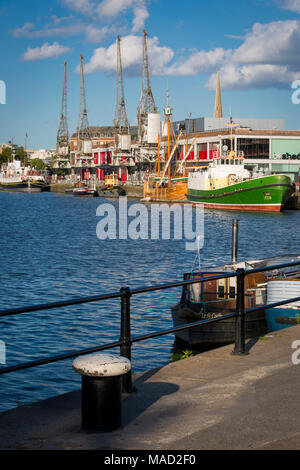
xmin=188 ymin=155 xmax=250 ymax=191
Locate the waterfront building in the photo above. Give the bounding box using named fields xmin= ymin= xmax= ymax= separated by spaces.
xmin=171 ymin=126 xmax=300 ymax=181
xmin=172 ymin=75 xmax=300 ymax=181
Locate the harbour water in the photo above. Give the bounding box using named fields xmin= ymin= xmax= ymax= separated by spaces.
xmin=0 ymin=191 xmax=299 ymax=412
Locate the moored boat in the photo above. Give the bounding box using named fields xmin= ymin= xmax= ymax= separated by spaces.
xmin=73 ymin=184 xmax=98 ymax=197
xmin=0 ymin=176 xmax=50 ymax=192
xmin=171 ymin=259 xmax=269 ymax=348
xmin=265 ymin=258 xmax=300 ymax=331
xmin=0 ymin=160 xmax=50 ymax=192
xmin=186 ymin=118 xmax=294 ymax=212
xmin=171 ymin=254 xmax=300 ymax=347
xmin=97 ymin=174 xmax=126 ymax=197
xmin=186 ymin=159 xmax=293 ymax=212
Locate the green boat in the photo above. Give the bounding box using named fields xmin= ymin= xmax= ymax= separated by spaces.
xmin=186 ymin=154 xmax=294 ymax=212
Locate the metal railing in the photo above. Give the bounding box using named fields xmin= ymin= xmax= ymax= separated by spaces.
xmin=0 ymin=260 xmax=300 ymax=393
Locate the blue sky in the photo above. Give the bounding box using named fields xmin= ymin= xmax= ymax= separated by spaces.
xmin=1 ymin=0 xmax=300 ymax=149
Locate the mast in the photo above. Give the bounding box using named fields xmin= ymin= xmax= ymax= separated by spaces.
xmin=57 ymin=61 xmax=69 ymax=154
xmin=24 ymin=132 xmax=28 ymax=165
xmin=113 ymin=36 xmax=130 ymax=136
xmin=137 ymin=29 xmax=158 ymax=142
xmin=226 ymin=116 xmax=236 ymax=157
xmin=163 ymin=81 xmax=173 ymax=187
xmin=77 ymin=54 xmax=91 ymax=151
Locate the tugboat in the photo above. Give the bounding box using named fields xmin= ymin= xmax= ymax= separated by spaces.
xmin=186 ymin=119 xmax=294 ymax=212
xmin=97 ymin=174 xmax=126 ymax=197
xmin=73 ymin=182 xmax=98 ymax=197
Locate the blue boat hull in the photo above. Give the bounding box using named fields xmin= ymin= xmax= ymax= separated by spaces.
xmin=266 ymin=307 xmax=300 ymax=332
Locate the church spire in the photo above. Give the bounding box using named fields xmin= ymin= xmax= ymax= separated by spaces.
xmin=214 ymin=71 xmax=223 ymax=118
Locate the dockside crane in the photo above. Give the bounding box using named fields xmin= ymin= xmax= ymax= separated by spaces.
xmin=137 ymin=29 xmax=158 ymax=143
xmin=77 ymin=54 xmax=92 ymax=154
xmin=113 ymin=36 xmax=130 ymax=138
xmin=56 ymin=61 xmax=69 ymax=157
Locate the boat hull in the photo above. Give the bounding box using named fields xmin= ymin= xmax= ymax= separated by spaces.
xmin=265 ymin=307 xmax=300 ymax=332
xmin=73 ymin=189 xmax=98 ymax=197
xmin=186 ymin=174 xmax=294 ymax=211
xmin=97 ymin=186 xmax=126 ymax=198
xmin=266 ymin=278 xmax=300 ymax=331
xmin=0 ymin=181 xmax=50 ymax=192
xmin=171 ymin=303 xmax=268 ymax=348
xmin=143 ymin=177 xmax=188 ymax=202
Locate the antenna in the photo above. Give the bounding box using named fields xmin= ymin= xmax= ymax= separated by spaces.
xmin=57 ymin=61 xmax=69 ymax=154
xmin=137 ymin=29 xmax=158 ymax=142
xmin=113 ymin=36 xmax=130 ymax=135
xmin=77 ymin=54 xmax=91 ymax=147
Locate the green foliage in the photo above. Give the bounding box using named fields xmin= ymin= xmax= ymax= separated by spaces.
xmin=170 ymin=349 xmax=193 ymax=363
xmin=15 ymin=147 xmax=28 ymax=166
xmin=0 ymin=146 xmax=12 ymax=164
xmin=49 ymin=155 xmax=57 ymax=170
xmin=30 ymin=158 xmax=46 ymax=170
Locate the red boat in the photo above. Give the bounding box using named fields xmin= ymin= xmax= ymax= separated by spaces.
xmin=73 ymin=185 xmax=98 ymax=197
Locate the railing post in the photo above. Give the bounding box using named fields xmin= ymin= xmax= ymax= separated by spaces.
xmin=233 ymin=268 xmax=248 ymax=355
xmin=120 ymin=287 xmax=134 ymax=392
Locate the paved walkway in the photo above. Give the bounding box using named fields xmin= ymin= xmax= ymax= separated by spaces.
xmin=1 ymin=325 xmax=300 ymax=450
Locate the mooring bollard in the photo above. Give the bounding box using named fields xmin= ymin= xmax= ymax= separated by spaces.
xmin=72 ymin=353 xmax=131 ymax=432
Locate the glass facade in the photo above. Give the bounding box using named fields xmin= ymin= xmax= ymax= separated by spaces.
xmin=236 ymin=138 xmax=269 ymax=159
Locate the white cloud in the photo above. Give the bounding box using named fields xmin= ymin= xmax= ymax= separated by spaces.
xmin=166 ymin=48 xmax=232 ymax=76
xmin=85 ymin=25 xmax=111 ymax=43
xmin=22 ymin=42 xmax=71 ymax=61
xmin=131 ymin=3 xmax=149 ymax=33
xmin=276 ymin=0 xmax=300 ymax=13
xmin=12 ymin=22 xmax=35 ymax=37
xmin=206 ymin=64 xmax=300 ymax=90
xmin=97 ymin=0 xmax=149 ymax=32
xmin=165 ymin=19 xmax=300 ymax=90
xmin=12 ymin=16 xmax=113 ymax=44
xmin=12 ymin=19 xmax=87 ymax=39
xmin=83 ymin=34 xmax=174 ymax=75
xmin=232 ymin=20 xmax=300 ymax=68
xmin=62 ymin=0 xmax=95 ymax=15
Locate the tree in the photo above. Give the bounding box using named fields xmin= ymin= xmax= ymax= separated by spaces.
xmin=0 ymin=146 xmax=12 ymax=165
xmin=15 ymin=147 xmax=28 ymax=166
xmin=30 ymin=158 xmax=46 ymax=170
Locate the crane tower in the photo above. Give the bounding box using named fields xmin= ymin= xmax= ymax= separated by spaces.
xmin=113 ymin=36 xmax=130 ymax=136
xmin=56 ymin=61 xmax=69 ymax=156
xmin=77 ymin=54 xmax=91 ymax=152
xmin=137 ymin=29 xmax=158 ymax=143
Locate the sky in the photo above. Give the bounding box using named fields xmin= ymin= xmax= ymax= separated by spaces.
xmin=2 ymin=0 xmax=300 ymax=149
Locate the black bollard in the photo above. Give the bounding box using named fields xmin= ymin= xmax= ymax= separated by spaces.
xmin=72 ymin=353 xmax=131 ymax=432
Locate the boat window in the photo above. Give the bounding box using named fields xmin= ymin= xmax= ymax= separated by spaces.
xmin=221 ymin=159 xmax=225 ymax=165
xmin=226 ymin=159 xmax=229 ymax=165
xmin=230 ymin=159 xmax=234 ymax=165
xmin=235 ymin=159 xmax=239 ymax=165
xmin=229 ymin=277 xmax=236 ymax=299
xmin=217 ymin=279 xmax=225 ymax=299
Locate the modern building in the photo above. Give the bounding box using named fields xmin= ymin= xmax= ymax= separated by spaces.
xmin=174 ymin=127 xmax=300 ymax=181
xmin=172 ymin=73 xmax=300 ymax=181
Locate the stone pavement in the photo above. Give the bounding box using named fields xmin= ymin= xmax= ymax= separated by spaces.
xmin=1 ymin=325 xmax=300 ymax=450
